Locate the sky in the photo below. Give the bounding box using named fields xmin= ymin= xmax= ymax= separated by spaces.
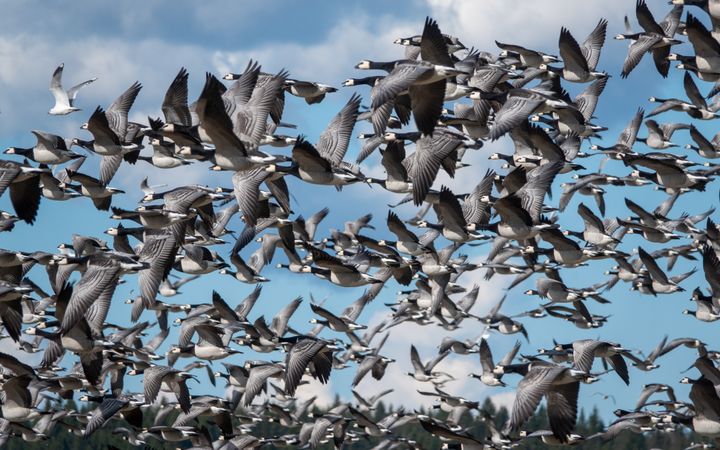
xmin=0 ymin=0 xmax=716 ymax=426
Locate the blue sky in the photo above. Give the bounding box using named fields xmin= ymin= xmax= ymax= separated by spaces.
xmin=0 ymin=0 xmax=715 ymax=423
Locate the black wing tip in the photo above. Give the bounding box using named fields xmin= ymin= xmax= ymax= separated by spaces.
xmin=439 ymin=185 xmax=454 ymax=196
xmin=349 ymin=92 xmax=363 ymax=106
xmin=203 ymin=72 xmax=223 ymax=90
xmin=294 ymin=135 xmax=314 ymax=149
xmin=424 ymin=16 xmax=438 ymax=29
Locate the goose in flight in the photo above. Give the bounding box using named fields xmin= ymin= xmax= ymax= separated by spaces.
xmin=506 ymin=362 xmax=598 ymax=443
xmin=5 ymin=130 xmax=82 ymax=165
xmin=0 ymin=159 xmax=48 ymax=224
xmin=619 ymin=1 xmax=683 ymax=78
xmin=545 ymin=19 xmax=608 ymax=83
xmin=369 ymin=17 xmax=466 ymax=136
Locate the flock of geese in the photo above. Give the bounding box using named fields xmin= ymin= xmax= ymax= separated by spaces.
xmin=4 ymin=1 xmax=720 ymax=448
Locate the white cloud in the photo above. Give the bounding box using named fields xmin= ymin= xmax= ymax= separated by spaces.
xmin=295 ymin=377 xmax=337 ymax=409
xmin=489 ymin=391 xmax=516 ymax=412
xmin=353 ymin=345 xmax=514 ymax=413
xmin=354 ymin=279 xmax=513 ymax=410
xmin=454 ymin=264 xmax=513 ymax=317
xmin=425 ymin=0 xmax=629 ymax=52
xmin=212 ymin=15 xmax=416 ymax=83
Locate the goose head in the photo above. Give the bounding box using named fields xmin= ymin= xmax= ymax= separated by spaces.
xmin=355 ymin=60 xmax=372 ymax=70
